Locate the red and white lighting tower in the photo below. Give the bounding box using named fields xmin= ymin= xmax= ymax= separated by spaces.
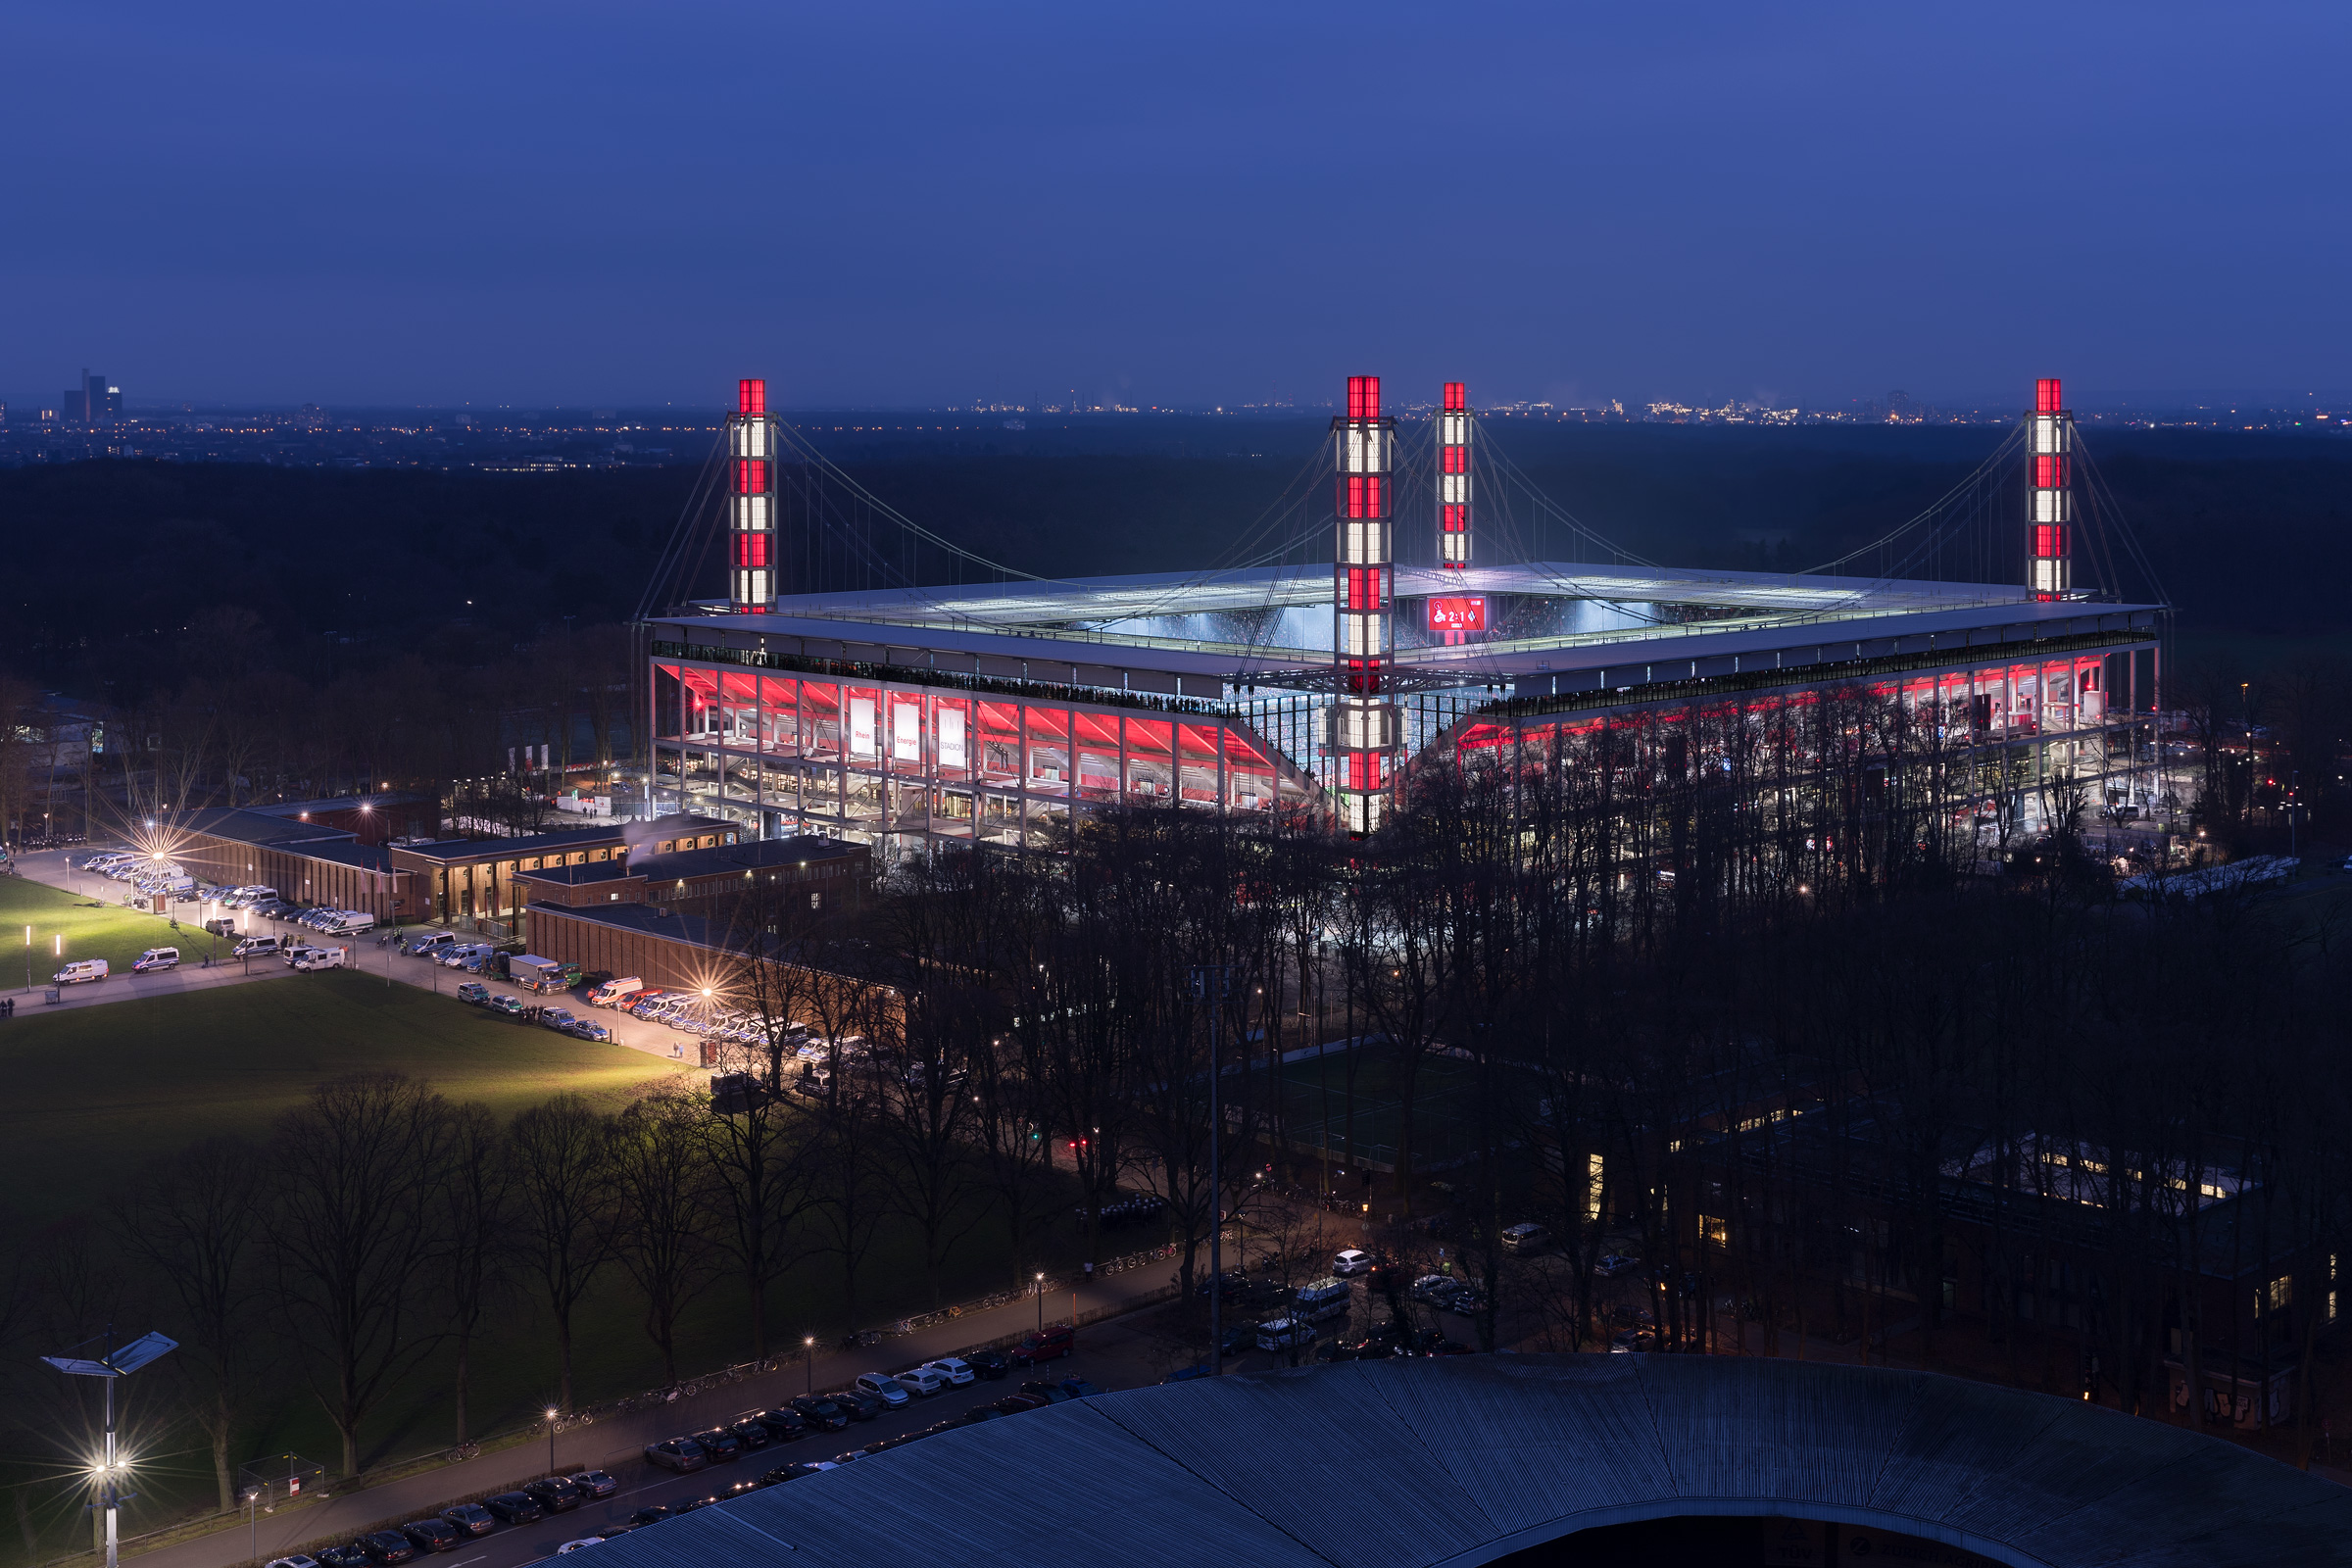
xmin=729 ymin=377 xmax=777 ymax=612
xmin=1332 ymin=374 xmax=1396 ymax=835
xmin=2029 ymin=377 xmax=2072 ymax=601
xmin=1438 ymin=381 xmax=1472 ymax=571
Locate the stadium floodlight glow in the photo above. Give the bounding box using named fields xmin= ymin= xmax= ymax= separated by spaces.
xmin=42 ymin=1330 xmax=177 ymax=1568
xmin=728 ymin=378 xmax=778 ymax=612
xmin=1330 ymin=375 xmax=1397 ymax=836
xmin=2028 ymin=376 xmax=2071 ymax=600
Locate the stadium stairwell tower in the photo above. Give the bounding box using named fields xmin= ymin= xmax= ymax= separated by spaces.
xmin=1332 ymin=375 xmax=1398 ymax=835
xmin=1439 ymin=381 xmax=1472 ymax=570
xmin=2029 ymin=376 xmax=2072 ymax=601
xmin=730 ymin=378 xmax=777 ymax=612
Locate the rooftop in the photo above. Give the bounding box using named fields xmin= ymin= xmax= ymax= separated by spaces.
xmin=633 ymin=834 xmax=863 ymax=883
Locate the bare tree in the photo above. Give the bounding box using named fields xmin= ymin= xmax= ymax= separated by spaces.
xmin=112 ymin=1136 xmax=269 ymax=1510
xmin=268 ymin=1073 xmax=451 ymax=1477
xmin=607 ymin=1083 xmax=723 ymax=1385
xmin=508 ymin=1094 xmax=614 ymax=1411
xmin=430 ymin=1102 xmax=513 ymax=1445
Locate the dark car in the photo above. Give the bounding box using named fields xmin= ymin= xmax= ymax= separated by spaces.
xmin=643 ymin=1438 xmax=708 ymax=1472
xmin=832 ymin=1391 xmax=885 ymax=1423
xmin=318 ymin=1547 xmax=370 ymax=1568
xmin=439 ymin=1505 xmax=495 ymax=1538
xmin=1009 ymin=1326 xmax=1075 ymax=1365
xmin=1314 ymin=1340 xmax=1359 ymax=1363
xmin=522 ymin=1477 xmax=583 ymax=1513
xmin=691 ymin=1427 xmax=744 ymax=1462
xmin=399 ymin=1520 xmax=461 ymax=1554
xmin=568 ymin=1470 xmax=618 ymax=1500
xmin=727 ymin=1416 xmax=773 ymax=1450
xmin=627 ymin=1507 xmax=673 ymax=1528
xmin=790 ymin=1396 xmax=850 ymax=1432
xmin=481 ymin=1494 xmax=544 ymax=1525
xmin=359 ymin=1530 xmax=416 ymax=1564
xmin=759 ymin=1463 xmax=824 ymax=1487
xmin=1060 ymin=1378 xmax=1101 ymax=1397
xmin=670 ymin=1493 xmax=722 ymax=1514
xmin=1016 ymin=1380 xmax=1076 ymax=1404
xmin=749 ymin=1406 xmax=808 ymax=1442
xmin=956 ymin=1403 xmax=1004 ymax=1426
xmin=962 ymin=1349 xmax=1011 ymax=1381
xmin=993 ymin=1393 xmax=1049 ymax=1414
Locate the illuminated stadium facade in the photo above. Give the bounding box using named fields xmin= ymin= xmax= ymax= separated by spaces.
xmin=647 ymin=377 xmax=2166 ymax=859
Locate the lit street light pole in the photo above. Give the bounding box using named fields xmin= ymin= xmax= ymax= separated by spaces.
xmin=1034 ymin=1272 xmax=1045 ymax=1334
xmin=42 ymin=1330 xmax=176 ymax=1568
xmin=804 ymin=1336 xmax=815 ymax=1395
xmin=544 ymin=1407 xmax=559 ymax=1475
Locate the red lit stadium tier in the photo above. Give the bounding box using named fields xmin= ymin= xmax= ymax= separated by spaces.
xmin=2029 ymin=376 xmax=2071 ymax=601
xmin=730 ymin=377 xmax=777 ymax=612
xmin=1332 ymin=375 xmax=1398 ymax=835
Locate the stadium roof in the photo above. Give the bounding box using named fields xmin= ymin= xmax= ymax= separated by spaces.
xmin=578 ymin=1356 xmax=2352 ymax=1568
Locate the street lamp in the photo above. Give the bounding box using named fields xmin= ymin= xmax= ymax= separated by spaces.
xmin=804 ymin=1336 xmax=815 ymax=1394
xmin=544 ymin=1407 xmax=559 ymax=1475
xmin=241 ymin=1486 xmax=261 ymax=1562
xmin=42 ymin=1330 xmax=176 ymax=1568
xmin=1035 ymin=1272 xmax=1046 ymax=1334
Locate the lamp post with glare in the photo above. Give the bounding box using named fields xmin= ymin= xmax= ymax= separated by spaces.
xmin=545 ymin=1407 xmax=559 ymax=1475
xmin=1035 ymin=1272 xmax=1046 ymax=1334
xmin=42 ymin=1330 xmax=176 ymax=1568
xmin=804 ymin=1336 xmax=815 ymax=1394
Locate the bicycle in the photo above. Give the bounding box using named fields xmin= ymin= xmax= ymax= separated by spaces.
xmin=445 ymin=1442 xmax=481 ymax=1463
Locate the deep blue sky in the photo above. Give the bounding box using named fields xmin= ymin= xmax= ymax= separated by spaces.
xmin=6 ymin=2 xmax=2346 ymax=409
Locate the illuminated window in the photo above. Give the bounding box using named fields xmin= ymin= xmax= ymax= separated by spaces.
xmin=1700 ymin=1215 xmax=1727 ymax=1248
xmin=2265 ymin=1275 xmax=2293 ymax=1315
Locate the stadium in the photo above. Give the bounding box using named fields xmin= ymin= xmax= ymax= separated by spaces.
xmin=646 ymin=377 xmax=2167 ymax=860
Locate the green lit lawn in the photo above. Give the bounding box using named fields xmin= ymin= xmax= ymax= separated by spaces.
xmin=0 ymin=967 xmax=671 ymax=1217
xmin=0 ymin=870 xmax=221 ymax=982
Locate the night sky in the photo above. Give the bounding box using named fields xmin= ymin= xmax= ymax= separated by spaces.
xmin=7 ymin=2 xmax=2345 ymax=408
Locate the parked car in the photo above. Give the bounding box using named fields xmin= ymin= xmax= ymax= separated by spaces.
xmin=408 ymin=933 xmax=457 ymax=957
xmin=1610 ymin=1327 xmax=1660 ymax=1353
xmin=853 ymin=1372 xmax=913 ymax=1407
xmin=233 ymin=936 xmax=282 ymax=957
xmin=1060 ymin=1377 xmax=1101 ymax=1397
xmin=358 ymin=1530 xmax=416 ymax=1563
xmin=758 ymin=1463 xmax=825 ymax=1486
xmin=1010 ymin=1326 xmax=1075 ymax=1366
xmin=439 ymin=1504 xmax=495 ymax=1537
xmin=727 ymin=1416 xmax=773 ymax=1450
xmin=994 ymin=1391 xmax=1052 ymax=1411
xmin=790 ymin=1396 xmax=850 ymax=1431
xmin=568 ymin=1469 xmax=618 ymax=1499
xmin=627 ymin=1507 xmax=672 ymax=1527
xmin=690 ymin=1427 xmax=744 ymax=1462
xmin=538 ymin=1006 xmax=577 ymax=1032
xmin=456 ymin=982 xmax=490 ymax=1004
xmin=1410 ymin=1274 xmax=1462 ymax=1304
xmin=565 ymin=1018 xmax=613 ymax=1043
xmin=398 ymin=1520 xmax=460 ymax=1554
xmin=132 ymin=947 xmax=180 ymax=973
xmin=832 ymin=1391 xmax=885 ymax=1422
xmin=1294 ymin=1277 xmax=1351 ymax=1321
xmin=1498 ymin=1222 xmax=1549 ymax=1254
xmin=1594 ymin=1254 xmax=1642 ymax=1278
xmin=920 ymin=1357 xmax=976 ymax=1387
xmin=890 ymin=1365 xmax=946 ymax=1397
xmin=481 ymin=1494 xmax=543 ymax=1525
xmin=53 ymin=958 xmax=108 ymax=985
xmin=316 ymin=1547 xmax=370 ymax=1568
xmin=963 ymin=1348 xmax=1011 ymax=1381
xmin=642 ymin=1438 xmax=708 ymax=1472
xmin=1255 ymin=1317 xmax=1314 ymax=1351
xmin=522 ymin=1476 xmax=584 ymax=1512
xmin=1332 ymin=1249 xmax=1375 ymax=1276
xmin=203 ymin=916 xmax=237 ymax=937
xmin=956 ymin=1404 xmax=1004 ymax=1426
xmin=487 ymin=994 xmax=528 ymax=1016
xmin=1016 ymin=1380 xmax=1075 ymax=1404
xmin=268 ymin=1556 xmax=322 ymax=1568
xmin=748 ymin=1406 xmax=808 ymax=1441
xmin=292 ymin=946 xmax=349 ymax=971
xmin=554 ymin=1541 xmax=603 ymax=1555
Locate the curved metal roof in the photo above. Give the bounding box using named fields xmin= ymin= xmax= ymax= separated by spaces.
xmin=583 ymin=1355 xmax=2352 ymax=1568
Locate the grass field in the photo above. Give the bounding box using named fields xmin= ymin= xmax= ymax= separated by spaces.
xmin=0 ymin=869 xmax=224 ymax=983
xmin=0 ymin=970 xmax=673 ymax=1215
xmin=0 ymin=965 xmax=1101 ymax=1557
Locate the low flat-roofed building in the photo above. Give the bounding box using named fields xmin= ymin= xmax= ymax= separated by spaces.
xmin=390 ymin=812 xmax=737 ymax=933
xmin=631 ymin=833 xmax=866 ymax=919
xmin=169 ymin=807 xmax=420 ymax=921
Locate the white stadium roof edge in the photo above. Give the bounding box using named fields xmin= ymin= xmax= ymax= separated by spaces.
xmin=580 ymin=1356 xmax=2352 ymax=1568
xmin=654 ymin=562 xmax=2164 ymax=697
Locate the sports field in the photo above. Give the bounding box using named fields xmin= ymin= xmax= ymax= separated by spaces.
xmin=0 ymin=967 xmax=671 ymax=1217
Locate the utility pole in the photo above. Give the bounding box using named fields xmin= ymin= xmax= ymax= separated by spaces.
xmin=1191 ymin=963 xmax=1233 ymax=1374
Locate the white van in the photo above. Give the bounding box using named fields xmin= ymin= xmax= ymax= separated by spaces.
xmin=233 ymin=935 xmax=282 ymax=957
xmin=320 ymin=911 xmax=375 ymax=936
xmin=588 ymin=976 xmax=644 ymax=1007
xmin=1255 ymin=1317 xmax=1314 ymax=1351
xmin=1498 ymin=1223 xmax=1549 ymax=1255
xmin=54 ymin=958 xmax=109 ymax=984
xmin=1293 ymin=1277 xmax=1351 ymax=1322
xmin=292 ymin=946 xmax=349 ymax=971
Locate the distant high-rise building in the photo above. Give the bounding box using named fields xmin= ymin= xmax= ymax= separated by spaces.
xmin=60 ymin=369 xmax=119 ymax=425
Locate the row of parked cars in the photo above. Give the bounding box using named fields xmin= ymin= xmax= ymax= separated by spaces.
xmin=76 ymin=852 xmax=196 ymax=903
xmin=453 ymin=983 xmax=614 ymax=1041
xmin=263 ymin=1471 xmax=624 ymax=1568
xmin=405 ymin=931 xmax=499 ymax=970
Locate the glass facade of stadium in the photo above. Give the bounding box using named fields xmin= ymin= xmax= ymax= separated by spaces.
xmin=648 ymin=615 xmax=2170 ymax=860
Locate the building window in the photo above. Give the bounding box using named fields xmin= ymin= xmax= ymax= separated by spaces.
xmin=1700 ymin=1215 xmax=1729 ymax=1249
xmin=522 ymin=857 xmax=540 ymax=871
xmin=2265 ymin=1275 xmax=2293 ymax=1315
